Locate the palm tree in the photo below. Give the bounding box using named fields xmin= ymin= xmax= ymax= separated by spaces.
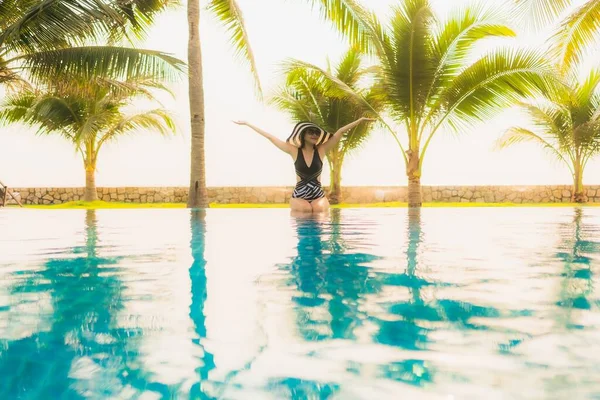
xmin=187 ymin=1 xmax=261 ymax=208
xmin=0 ymin=1 xmax=184 ymax=91
xmin=512 ymin=0 xmax=600 ymax=71
xmin=271 ymin=48 xmax=382 ymax=204
xmin=497 ymin=69 xmax=600 ymax=203
xmin=0 ymin=2 xmax=184 ymax=201
xmin=0 ymin=77 xmax=176 ymax=201
xmin=304 ymin=0 xmax=560 ymax=207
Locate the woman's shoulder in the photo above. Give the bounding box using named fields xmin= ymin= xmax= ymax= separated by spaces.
xmin=316 ymin=145 xmax=326 ymax=158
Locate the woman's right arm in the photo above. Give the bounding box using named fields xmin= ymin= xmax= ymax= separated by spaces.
xmin=233 ymin=121 xmax=296 ymax=155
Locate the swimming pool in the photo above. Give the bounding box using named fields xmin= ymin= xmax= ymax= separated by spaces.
xmin=1 ymin=207 xmax=599 ymax=399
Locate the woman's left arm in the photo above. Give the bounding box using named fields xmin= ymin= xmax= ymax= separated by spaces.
xmin=320 ymin=117 xmax=375 ymax=154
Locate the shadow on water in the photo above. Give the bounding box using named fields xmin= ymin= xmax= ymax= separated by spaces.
xmin=188 ymin=209 xmax=216 ymax=400
xmin=0 ymin=210 xmax=171 ymax=399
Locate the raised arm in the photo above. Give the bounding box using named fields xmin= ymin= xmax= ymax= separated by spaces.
xmin=233 ymin=121 xmax=296 ymax=155
xmin=319 ymin=117 xmax=376 ymax=154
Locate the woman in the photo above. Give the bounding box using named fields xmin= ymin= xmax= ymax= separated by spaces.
xmin=233 ymin=117 xmax=374 ymax=213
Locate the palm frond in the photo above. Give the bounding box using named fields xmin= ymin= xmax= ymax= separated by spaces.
xmin=590 ymin=93 xmax=600 ymax=122
xmin=281 ymin=57 xmax=404 ymax=154
xmin=97 ymin=108 xmax=176 ymax=150
xmin=14 ymin=46 xmax=185 ymax=84
xmin=519 ymin=101 xmax=572 ymax=136
xmin=282 ymin=60 xmax=354 ymax=101
xmin=33 ymin=96 xmax=81 ymax=128
xmin=363 ymin=80 xmax=387 ymax=115
xmin=274 ymin=49 xmax=381 ymax=158
xmin=573 ymin=120 xmax=600 ymax=151
xmin=339 ymin=118 xmax=374 ymax=154
xmin=0 ymin=0 xmax=34 ymax=31
xmin=0 ymin=0 xmax=121 ymax=53
xmin=571 ymin=68 xmax=600 ymax=126
xmin=551 ymin=0 xmax=600 ymax=70
xmin=280 ymin=65 xmax=333 ymax=122
xmin=384 ymin=0 xmax=436 ymax=123
xmin=0 ymin=55 xmax=27 ymax=89
xmin=269 ymin=86 xmax=315 ymax=121
xmin=34 ymin=75 xmax=168 ymax=106
xmin=0 ymin=91 xmax=36 ymax=126
xmin=0 ymin=92 xmax=82 ymax=139
xmin=111 ymin=0 xmax=181 ymax=42
xmin=281 ymin=59 xmax=378 ymax=115
xmin=303 ymin=0 xmax=374 ymax=53
xmin=334 ymin=47 xmax=363 ymax=87
xmin=431 ymin=5 xmax=515 ymax=91
xmin=208 ymin=0 xmax=262 ymax=97
xmin=76 ymin=110 xmax=116 ymax=145
xmin=438 ymin=48 xmax=560 ymax=130
xmin=511 ymin=0 xmax=572 ymax=31
xmin=580 ymin=125 xmax=600 ymax=160
xmin=496 ymin=127 xmax=572 ymax=170
xmin=0 ymin=71 xmax=174 ymax=158
xmin=0 ymin=0 xmax=177 ymax=53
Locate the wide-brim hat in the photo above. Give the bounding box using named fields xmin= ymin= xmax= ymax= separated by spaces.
xmin=286 ymin=121 xmax=331 ymax=147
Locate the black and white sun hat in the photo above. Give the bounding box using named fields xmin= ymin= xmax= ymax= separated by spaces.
xmin=285 ymin=121 xmax=332 ymax=147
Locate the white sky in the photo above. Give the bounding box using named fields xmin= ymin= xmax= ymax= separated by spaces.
xmin=0 ymin=0 xmax=599 ymax=188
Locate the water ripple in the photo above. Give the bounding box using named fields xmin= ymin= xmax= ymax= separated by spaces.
xmin=0 ymin=207 xmax=599 ymax=399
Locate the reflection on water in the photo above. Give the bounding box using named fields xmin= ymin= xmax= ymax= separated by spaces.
xmin=283 ymin=210 xmax=381 ymax=342
xmin=189 ymin=209 xmax=215 ymax=400
xmin=556 ymin=208 xmax=598 ymax=314
xmin=0 ymin=207 xmax=599 ymax=399
xmin=0 ymin=210 xmax=139 ymax=398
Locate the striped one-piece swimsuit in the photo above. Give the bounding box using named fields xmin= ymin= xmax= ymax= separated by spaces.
xmin=292 ymin=147 xmax=325 ymax=202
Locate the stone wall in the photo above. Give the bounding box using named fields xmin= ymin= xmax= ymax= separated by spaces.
xmin=5 ymin=185 xmax=600 ymax=205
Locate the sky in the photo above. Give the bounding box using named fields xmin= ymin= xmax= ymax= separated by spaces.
xmin=0 ymin=0 xmax=598 ymax=188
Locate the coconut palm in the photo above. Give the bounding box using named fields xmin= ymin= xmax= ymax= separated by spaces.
xmin=497 ymin=69 xmax=600 ymax=202
xmin=0 ymin=1 xmax=184 ymax=89
xmin=0 ymin=2 xmax=184 ymax=201
xmin=187 ymin=0 xmax=261 ymax=208
xmin=303 ymin=0 xmax=560 ymax=207
xmin=511 ymin=0 xmax=600 ymax=70
xmin=271 ymin=48 xmax=382 ymax=204
xmin=0 ymin=77 xmax=176 ymax=201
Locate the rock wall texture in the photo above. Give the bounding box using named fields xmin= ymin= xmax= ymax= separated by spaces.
xmin=5 ymin=185 xmax=600 ymax=205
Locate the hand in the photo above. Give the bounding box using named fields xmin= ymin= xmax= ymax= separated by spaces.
xmin=232 ymin=120 xmax=248 ymax=126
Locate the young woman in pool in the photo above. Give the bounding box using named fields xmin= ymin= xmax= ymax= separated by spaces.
xmin=233 ymin=117 xmax=374 ymax=213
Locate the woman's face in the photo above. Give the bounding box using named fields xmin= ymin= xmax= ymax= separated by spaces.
xmin=303 ymin=128 xmax=320 ymax=146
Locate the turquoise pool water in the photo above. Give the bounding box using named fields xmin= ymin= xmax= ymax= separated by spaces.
xmin=0 ymin=207 xmax=599 ymax=399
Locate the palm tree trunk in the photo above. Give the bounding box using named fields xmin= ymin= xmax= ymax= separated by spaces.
xmin=406 ymin=150 xmax=422 ymax=207
xmin=573 ymin=163 xmax=585 ymax=203
xmin=187 ymin=0 xmax=209 ymax=208
xmin=84 ymin=165 xmax=98 ymax=202
xmin=329 ymin=159 xmax=342 ymax=205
